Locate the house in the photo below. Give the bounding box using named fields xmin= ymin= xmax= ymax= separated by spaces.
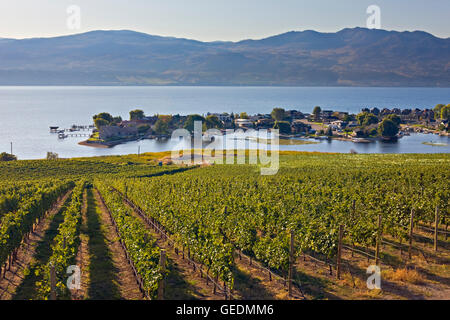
xmin=256 ymin=118 xmax=274 ymax=129
xmin=321 ymin=110 xmax=334 ymax=120
xmin=235 ymin=119 xmax=254 ymax=128
xmin=99 ymin=126 xmax=138 ymax=140
xmin=208 ymin=113 xmax=232 ymax=122
xmin=291 ymin=120 xmax=311 ymax=133
xmin=330 ymin=120 xmax=347 ymax=130
xmin=286 ymin=110 xmax=305 ymax=119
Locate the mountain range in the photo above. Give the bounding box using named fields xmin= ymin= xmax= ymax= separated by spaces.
xmin=0 ymin=27 xmax=449 ymax=86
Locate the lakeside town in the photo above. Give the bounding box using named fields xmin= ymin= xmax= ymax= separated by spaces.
xmin=72 ymin=104 xmax=450 ymax=148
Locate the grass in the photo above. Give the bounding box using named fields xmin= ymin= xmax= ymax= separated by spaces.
xmin=84 ymin=188 xmax=121 ymax=299
xmin=383 ymin=269 xmax=425 ymax=285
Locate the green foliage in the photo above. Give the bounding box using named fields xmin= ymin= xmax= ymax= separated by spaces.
xmin=37 ymin=181 xmax=86 ymax=299
xmin=0 ymin=152 xmax=17 ymax=162
xmin=273 ymin=121 xmax=291 ymax=134
xmin=434 ymin=104 xmax=444 ymax=119
xmin=312 ymin=106 xmax=321 ymax=120
xmin=386 ymin=114 xmax=401 ymax=126
xmin=271 ymin=108 xmax=287 ymax=121
xmin=154 ymin=119 xmax=169 ymax=135
xmin=95 ymin=182 xmax=163 ymax=299
xmin=239 ymin=112 xmax=249 ymax=119
xmin=184 ymin=114 xmax=205 ymax=132
xmin=205 ymin=115 xmax=223 ymax=129
xmin=129 ymin=109 xmax=145 ymax=120
xmin=357 ymin=112 xmax=378 ymax=126
xmin=441 ymin=105 xmax=450 ymax=121
xmin=0 ymin=181 xmax=74 ymax=268
xmin=378 ymin=119 xmax=399 ymax=137
xmin=94 ymin=118 xmax=109 ymax=129
xmin=137 ymin=124 xmax=151 ymax=134
xmin=93 ymin=112 xmax=114 ymax=123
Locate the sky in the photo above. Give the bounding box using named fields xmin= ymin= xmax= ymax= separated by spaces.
xmin=0 ymin=0 xmax=449 ymax=41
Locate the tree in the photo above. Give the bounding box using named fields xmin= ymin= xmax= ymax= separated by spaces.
xmin=153 ymin=120 xmax=168 ymax=135
xmin=342 ymin=114 xmax=353 ymax=122
xmin=326 ymin=126 xmax=333 ymax=137
xmin=112 ymin=116 xmax=123 ymax=124
xmin=130 ymin=109 xmax=145 ymax=120
xmin=434 ymin=104 xmax=444 ymax=119
xmin=239 ymin=112 xmax=249 ymax=119
xmin=378 ymin=119 xmax=399 ymax=138
xmin=93 ymin=112 xmax=114 ymax=123
xmin=441 ymin=105 xmax=450 ymax=121
xmin=0 ymin=152 xmax=17 ymax=162
xmin=273 ymin=121 xmax=291 ymax=134
xmin=271 ymin=108 xmax=287 ymax=121
xmin=312 ymin=106 xmax=321 ymax=121
xmin=184 ymin=114 xmax=205 ymax=132
xmin=137 ymin=124 xmax=151 ymax=134
xmin=357 ymin=112 xmax=378 ymax=126
xmin=386 ymin=114 xmax=401 ymax=126
xmin=94 ymin=118 xmax=109 ymax=129
xmin=205 ymin=115 xmax=223 ymax=129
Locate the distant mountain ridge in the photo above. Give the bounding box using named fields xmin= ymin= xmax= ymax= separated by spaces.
xmin=0 ymin=27 xmax=448 ymax=86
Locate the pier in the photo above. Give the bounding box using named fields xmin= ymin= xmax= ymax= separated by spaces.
xmin=51 ymin=124 xmax=95 ymax=139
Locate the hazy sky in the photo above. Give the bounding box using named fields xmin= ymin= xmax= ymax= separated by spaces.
xmin=1 ymin=0 xmax=449 ymax=41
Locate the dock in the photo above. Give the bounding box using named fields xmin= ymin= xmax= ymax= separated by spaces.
xmin=52 ymin=124 xmax=95 ymax=139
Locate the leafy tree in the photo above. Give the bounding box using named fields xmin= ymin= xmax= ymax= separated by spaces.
xmin=273 ymin=121 xmax=291 ymax=134
xmin=184 ymin=114 xmax=205 ymax=132
xmin=312 ymin=106 xmax=321 ymax=121
xmin=326 ymin=126 xmax=333 ymax=136
xmin=93 ymin=112 xmax=114 ymax=123
xmin=153 ymin=120 xmax=168 ymax=135
xmin=239 ymin=112 xmax=249 ymax=119
xmin=205 ymin=115 xmax=223 ymax=129
xmin=112 ymin=116 xmax=123 ymax=124
xmin=94 ymin=118 xmax=109 ymax=129
xmin=357 ymin=112 xmax=378 ymax=126
xmin=137 ymin=124 xmax=151 ymax=134
xmin=441 ymin=105 xmax=450 ymax=121
xmin=378 ymin=119 xmax=399 ymax=138
xmin=434 ymin=104 xmax=444 ymax=119
xmin=386 ymin=114 xmax=401 ymax=126
xmin=130 ymin=109 xmax=145 ymax=120
xmin=271 ymin=108 xmax=287 ymax=121
xmin=342 ymin=114 xmax=353 ymax=122
xmin=0 ymin=152 xmax=17 ymax=161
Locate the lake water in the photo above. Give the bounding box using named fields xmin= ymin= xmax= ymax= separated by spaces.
xmin=0 ymin=86 xmax=449 ymax=159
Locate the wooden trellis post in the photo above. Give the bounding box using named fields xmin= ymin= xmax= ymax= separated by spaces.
xmin=157 ymin=250 xmax=166 ymax=300
xmin=50 ymin=264 xmax=56 ymax=300
xmin=375 ymin=215 xmax=382 ymax=265
xmin=288 ymin=230 xmax=295 ymax=297
xmin=336 ymin=225 xmax=343 ymax=280
xmin=408 ymin=209 xmax=414 ymax=260
xmin=434 ymin=206 xmax=439 ymax=252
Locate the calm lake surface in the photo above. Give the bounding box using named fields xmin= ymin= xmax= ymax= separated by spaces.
xmin=0 ymin=86 xmax=449 ymax=159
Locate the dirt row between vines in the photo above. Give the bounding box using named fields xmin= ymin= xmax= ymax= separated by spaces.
xmin=92 ymin=188 xmax=143 ymax=300
xmin=0 ymin=190 xmax=73 ymax=300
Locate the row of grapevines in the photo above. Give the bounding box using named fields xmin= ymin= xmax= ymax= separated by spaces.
xmin=36 ymin=180 xmax=86 ymax=299
xmin=0 ymin=181 xmax=75 ymax=269
xmin=108 ymin=159 xmax=447 ymax=276
xmin=0 ymin=180 xmax=60 ymax=219
xmin=95 ymin=181 xmax=164 ymax=299
xmin=110 ymin=178 xmax=235 ymax=287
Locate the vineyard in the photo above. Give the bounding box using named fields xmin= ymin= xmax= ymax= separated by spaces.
xmin=0 ymin=152 xmax=448 ymax=300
